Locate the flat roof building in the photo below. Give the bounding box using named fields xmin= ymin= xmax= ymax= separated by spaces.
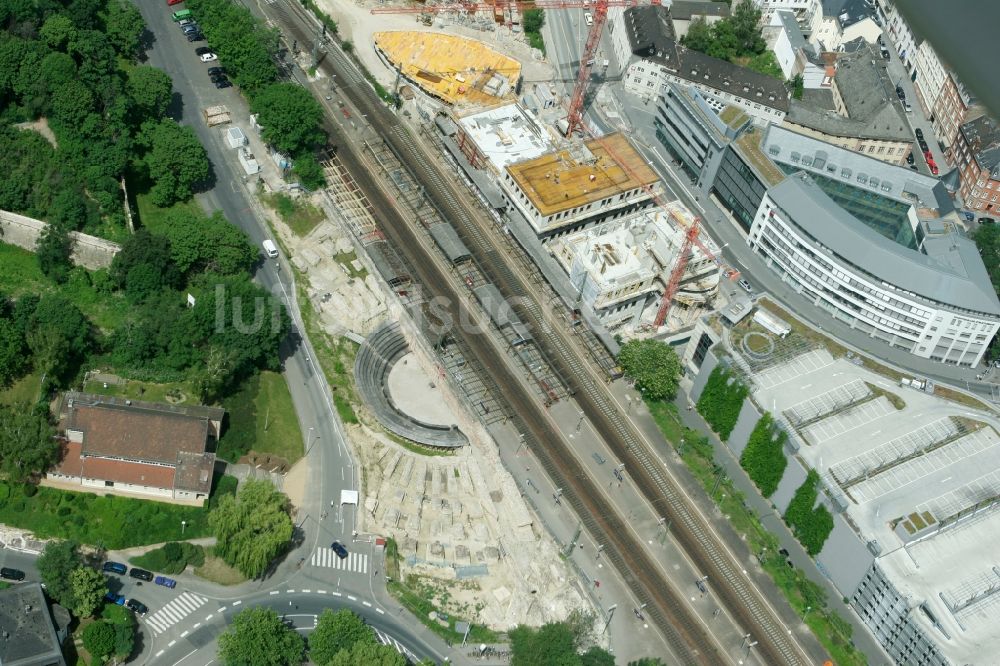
xmin=549 ymin=203 xmax=720 ymax=330
xmin=502 ymin=133 xmax=661 ymax=238
xmin=454 ymin=103 xmax=553 ymax=174
xmin=0 ymin=583 xmax=67 ymax=666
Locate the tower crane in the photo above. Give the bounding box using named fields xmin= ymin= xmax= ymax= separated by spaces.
xmin=373 ymin=0 xmax=736 ymax=328
xmin=372 ymin=0 xmax=662 ymax=136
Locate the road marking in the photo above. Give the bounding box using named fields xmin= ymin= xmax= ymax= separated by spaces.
xmin=287 ymin=590 xmax=295 ymax=594
xmin=301 ymin=589 xmax=311 ymax=593
xmin=193 ymin=623 xmax=201 ymax=629
xmin=376 ymin=608 xmax=385 ymax=614
xmin=348 ymin=595 xmax=357 ymax=601
xmin=205 ymin=614 xmax=214 ymax=621
xmin=318 ymin=590 xmax=327 ymax=594
xmin=232 ymin=600 xmax=242 ymax=606
xmin=270 ymin=591 xmax=279 ymax=596
xmin=332 ymin=591 xmax=342 ymax=597
xmin=180 ymin=630 xmax=189 ymax=638
xmin=362 ymin=601 xmax=372 ymax=607
xmin=156 ymin=650 xmax=164 ymax=658
xmin=168 ymin=640 xmax=177 ymax=647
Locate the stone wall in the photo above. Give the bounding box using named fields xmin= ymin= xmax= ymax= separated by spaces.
xmin=0 ymin=209 xmax=121 ymax=270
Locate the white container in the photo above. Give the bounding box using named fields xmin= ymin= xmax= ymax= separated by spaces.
xmin=226 ymin=126 xmax=247 ymax=149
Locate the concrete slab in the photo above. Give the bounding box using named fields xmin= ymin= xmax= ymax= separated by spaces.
xmin=385 ymin=353 xmax=458 ymax=428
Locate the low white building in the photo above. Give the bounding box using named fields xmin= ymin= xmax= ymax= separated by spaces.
xmin=549 ymin=203 xmax=720 ymax=330
xmin=453 ymin=102 xmax=553 ymax=176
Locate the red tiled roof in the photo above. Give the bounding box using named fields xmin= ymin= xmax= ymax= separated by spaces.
xmin=50 ymin=440 xmax=176 ymax=490
xmin=66 ymin=400 xmax=209 ymax=464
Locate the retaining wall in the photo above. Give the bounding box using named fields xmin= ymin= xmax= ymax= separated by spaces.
xmin=0 ymin=209 xmax=121 ymax=270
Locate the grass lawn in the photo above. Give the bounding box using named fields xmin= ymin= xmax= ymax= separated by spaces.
xmin=0 ymin=482 xmax=215 ymax=549
xmin=297 ymin=280 xmax=361 ymax=420
xmin=333 ymin=250 xmax=368 ymax=279
xmin=0 ymin=243 xmax=130 ymax=332
xmin=217 ymin=371 xmax=303 ymax=464
xmin=133 ymin=191 xmax=204 ymax=235
xmin=649 ymin=401 xmax=866 ymax=666
xmin=263 ymin=193 xmax=325 ymax=237
xmin=194 ymin=546 xmax=247 ymax=585
xmin=83 ymin=377 xmax=195 ymax=405
xmin=0 ymin=372 xmax=42 ymax=406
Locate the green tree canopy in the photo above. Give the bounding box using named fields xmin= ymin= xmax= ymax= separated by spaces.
xmin=522 ymin=8 xmax=545 ymax=33
xmin=69 ymin=566 xmax=108 ymax=617
xmin=328 ymin=641 xmax=405 ymax=666
xmin=82 ymin=621 xmax=116 ymax=661
xmin=784 ymin=470 xmax=834 ymax=555
xmin=103 ymin=0 xmax=146 ymax=59
xmin=127 ymin=65 xmax=174 ymax=119
xmin=36 ymin=224 xmax=73 ymax=284
xmin=309 ymin=609 xmax=375 ymax=665
xmin=617 ymin=339 xmax=682 ymax=401
xmin=0 ymin=402 xmax=58 ymax=483
xmin=157 ymin=209 xmax=257 ymax=276
xmin=628 ymin=659 xmax=667 ymax=666
xmin=291 ymin=153 xmax=325 ymax=191
xmin=218 ymin=607 xmax=305 ymax=666
xmin=746 ymin=51 xmax=783 ymax=80
xmin=739 ymin=413 xmax=788 ymax=497
xmin=37 ymin=540 xmax=82 ymax=608
xmin=580 ymin=646 xmax=616 ymax=666
xmin=209 ymin=479 xmax=294 ymax=579
xmin=101 ymin=603 xmax=137 ymax=660
xmin=25 ymin=294 xmax=89 ymax=381
xmin=510 ymin=622 xmax=580 ymax=666
xmin=141 ymin=119 xmax=210 ymax=206
xmin=249 ymin=82 xmax=326 ymax=156
xmin=109 ymin=229 xmax=182 ymax=301
xmin=40 ymin=14 xmax=76 ymax=50
xmin=0 ymin=318 xmax=27 ymax=386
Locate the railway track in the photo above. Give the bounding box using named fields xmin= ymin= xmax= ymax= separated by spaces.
xmin=261 ymin=3 xmax=813 ymax=664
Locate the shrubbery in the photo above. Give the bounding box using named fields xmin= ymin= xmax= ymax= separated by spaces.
xmin=739 ymin=414 xmax=788 ymax=497
xmin=696 ymin=365 xmax=749 ymax=441
xmin=784 ymin=470 xmax=834 ymax=556
xmin=130 ymin=541 xmax=205 ymax=575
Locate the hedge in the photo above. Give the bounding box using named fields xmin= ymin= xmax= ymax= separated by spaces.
xmin=131 ymin=542 xmax=206 ymax=575
xmin=696 ymin=365 xmax=749 ymax=441
xmin=783 ymin=470 xmax=834 ymax=555
xmin=739 ymin=414 xmax=788 ymax=497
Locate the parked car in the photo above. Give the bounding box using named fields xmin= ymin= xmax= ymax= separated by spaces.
xmin=128 ymin=568 xmax=153 ymax=582
xmin=906 ymin=152 xmax=915 ymax=165
xmin=186 ymin=31 xmax=203 ymax=42
xmin=104 ymin=591 xmax=126 ymax=605
xmin=915 ymin=128 xmax=924 ymax=140
xmin=199 ymin=52 xmax=218 ymax=62
xmin=924 ymin=149 xmax=934 ymax=161
xmin=207 ymin=66 xmax=225 ymax=77
xmin=167 ymin=0 xmax=184 ymax=5
xmin=928 ymin=162 xmax=939 ymax=175
xmin=738 ymin=279 xmax=753 ymax=293
xmin=177 ymin=18 xmax=195 ymax=27
xmin=194 ymin=46 xmax=211 ymax=55
xmin=125 ymin=599 xmax=148 ymax=615
xmin=330 ymin=541 xmax=348 ymax=560
xmin=154 ymin=576 xmax=177 ymax=589
xmin=918 ymin=139 xmax=929 ymax=152
xmin=214 ymin=78 xmax=232 ymax=89
xmin=102 ymin=562 xmax=128 ymax=575
xmin=0 ymin=567 xmax=25 ymax=581
xmin=182 ymin=24 xmax=199 ymax=35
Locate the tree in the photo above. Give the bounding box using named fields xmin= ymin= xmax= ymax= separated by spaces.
xmin=26 ymin=294 xmax=90 ymax=381
xmin=791 ymin=73 xmax=804 ymax=100
xmin=103 ymin=0 xmax=146 ymax=59
xmin=309 ymin=609 xmax=375 ymax=665
xmin=142 ymin=119 xmax=210 ymax=206
xmin=83 ymin=621 xmax=116 ymax=662
xmin=0 ymin=318 xmax=27 ymax=386
xmin=40 ymin=14 xmax=76 ymax=50
xmin=784 ymin=470 xmax=834 ymax=555
xmin=157 ymin=210 xmax=257 ymax=276
xmin=37 ymin=540 xmax=82 ymax=607
xmin=739 ymin=413 xmax=788 ymax=497
xmin=973 ymin=223 xmax=1000 ymax=295
xmin=36 ymin=224 xmax=73 ymax=284
xmin=522 ymin=8 xmax=545 ymax=33
xmin=70 ymin=566 xmax=108 ymax=617
xmin=126 ymin=66 xmax=174 ymax=119
xmin=292 ymin=153 xmax=325 ymax=191
xmin=730 ymin=0 xmax=765 ymax=55
xmin=249 ymin=82 xmax=326 ymax=156
xmin=617 ymin=339 xmax=683 ymax=401
xmin=101 ymin=604 xmax=137 ymax=661
xmin=209 ymin=480 xmax=294 ymax=579
xmin=328 ymin=641 xmax=405 ymax=666
xmin=680 ymin=17 xmax=713 ymax=53
xmin=109 ymin=229 xmax=181 ymax=301
xmin=509 ymin=622 xmax=579 ymax=666
xmin=50 ymin=188 xmax=91 ymax=231
xmin=628 ymin=659 xmax=667 ymax=666
xmin=696 ymin=365 xmax=749 ymax=441
xmin=0 ymin=403 xmax=59 ymax=482
xmin=218 ymin=607 xmax=304 ymax=666
xmin=580 ymin=647 xmax=615 ymax=666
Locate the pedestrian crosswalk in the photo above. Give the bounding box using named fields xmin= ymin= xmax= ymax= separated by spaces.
xmin=144 ymin=592 xmax=209 ymax=635
xmin=309 ymin=548 xmax=369 ymax=573
xmin=374 ymin=627 xmax=418 ymax=662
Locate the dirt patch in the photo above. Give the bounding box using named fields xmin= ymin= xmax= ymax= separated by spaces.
xmin=14 ymin=118 xmax=58 ymax=148
xmin=194 ymin=550 xmax=247 ymax=586
xmin=237 ymin=453 xmax=289 ymax=474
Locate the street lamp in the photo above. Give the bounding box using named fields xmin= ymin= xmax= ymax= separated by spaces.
xmin=181 ymin=520 xmax=187 ymax=535
xmin=602 ymin=604 xmax=617 ymax=634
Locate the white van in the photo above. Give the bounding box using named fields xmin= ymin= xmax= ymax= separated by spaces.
xmin=584 ymin=12 xmax=593 ymax=26
xmin=262 ymin=239 xmax=279 ymax=258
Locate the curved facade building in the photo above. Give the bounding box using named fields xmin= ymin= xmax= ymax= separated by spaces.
xmin=749 ymin=172 xmax=1000 ymax=367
